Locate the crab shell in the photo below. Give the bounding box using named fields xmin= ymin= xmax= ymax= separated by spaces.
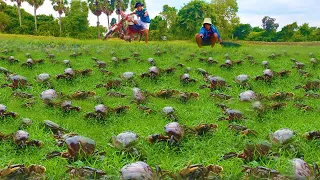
xmin=225 ymin=59 xmax=232 ymax=65
xmin=263 ymin=69 xmax=273 ymax=77
xmin=0 ymin=104 xmax=7 ymax=112
xmin=94 ymin=104 xmax=106 ymax=113
xmin=40 ymin=89 xmax=57 ymax=100
xmin=120 ymin=161 xmax=155 ymax=180
xmin=133 ymin=88 xmax=145 ymax=102
xmin=13 ymin=130 xmax=29 ymax=145
xmin=208 ymin=76 xmax=226 ymax=85
xmin=181 ymin=74 xmax=190 ymax=80
xmin=112 ymin=131 xmax=138 ymax=149
xmin=122 ymin=72 xmax=134 ymax=80
xmin=262 ymin=61 xmax=269 ymax=66
xmin=61 ymin=101 xmax=72 ymax=108
xmin=65 ymin=136 xmax=96 ymax=158
xmin=147 ymin=58 xmax=155 ymax=63
xmin=164 ymin=122 xmax=184 ymax=140
xmin=148 ymin=66 xmax=159 ymax=75
xmin=63 ymin=60 xmax=70 ymax=64
xmin=163 ymin=106 xmax=175 ymax=115
xmin=64 ymin=68 xmax=74 ymax=75
xmin=239 ymin=90 xmax=256 ymax=102
xmin=270 ymin=128 xmax=294 ymax=145
xmin=310 ymin=58 xmax=317 ymax=64
xmin=8 ymin=56 xmax=14 ymax=61
xmin=226 ymin=109 xmax=243 ymax=120
xmin=236 ymin=74 xmax=249 ymax=83
xmin=44 ymin=120 xmax=61 ymax=131
xmin=8 ymin=75 xmax=28 ymax=84
xmin=26 ymin=58 xmax=34 ymax=64
xmin=21 ymin=118 xmax=32 ymax=126
xmin=292 ymin=158 xmax=313 ymax=179
xmin=37 ymin=73 xmax=50 ymax=82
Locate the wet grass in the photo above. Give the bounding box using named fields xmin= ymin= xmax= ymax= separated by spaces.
xmin=0 ymin=34 xmax=320 ymax=179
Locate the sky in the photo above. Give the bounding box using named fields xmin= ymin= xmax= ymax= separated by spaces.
xmin=4 ymin=0 xmax=320 ymax=29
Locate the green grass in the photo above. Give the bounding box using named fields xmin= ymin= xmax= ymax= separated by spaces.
xmin=0 ymin=34 xmax=319 ymax=179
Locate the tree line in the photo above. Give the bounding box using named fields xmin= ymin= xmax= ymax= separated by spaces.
xmin=0 ymin=0 xmax=319 ymax=42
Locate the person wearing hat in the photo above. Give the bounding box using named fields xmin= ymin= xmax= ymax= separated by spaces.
xmin=129 ymin=2 xmax=150 ymax=44
xmin=196 ymin=18 xmax=222 ymax=48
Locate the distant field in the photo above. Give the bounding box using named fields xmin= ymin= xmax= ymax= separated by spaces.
xmin=0 ymin=34 xmax=319 ymax=179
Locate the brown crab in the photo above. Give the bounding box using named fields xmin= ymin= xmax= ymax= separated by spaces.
xmin=234 ymin=74 xmax=251 ymax=88
xmin=60 ymin=101 xmax=81 ymax=112
xmin=223 ymin=142 xmax=272 ymax=162
xmin=0 ymin=162 xmax=46 ymax=179
xmin=269 ymin=102 xmax=287 ymax=110
xmin=66 ymin=165 xmax=108 ymax=179
xmin=254 ymin=69 xmax=274 ymax=82
xmin=0 ymin=104 xmax=18 ymax=119
xmin=201 ymin=76 xmax=227 ymax=90
xmin=21 ymin=58 xmax=44 ymax=67
xmin=163 ymin=106 xmax=179 ymax=121
xmin=148 ymin=122 xmax=185 ymax=145
xmin=184 ymin=122 xmax=218 ymax=136
xmin=245 ymin=55 xmax=256 ymax=64
xmin=228 ymin=124 xmax=257 ymax=136
xmin=291 ymin=59 xmax=305 ymax=69
xmin=120 ymin=161 xmax=161 ymax=180
xmin=46 ymin=135 xmax=96 ymax=160
xmin=295 ymin=79 xmax=320 ymax=91
xmin=44 ymin=120 xmax=68 ymax=135
xmin=1 ymin=56 xmax=19 ymax=63
xmin=294 ymin=103 xmax=314 ymax=111
xmin=70 ymin=90 xmax=96 ymax=100
xmin=56 ymin=68 xmax=92 ymax=80
xmin=69 ymin=52 xmax=82 ymax=57
xmin=107 ymin=91 xmax=126 ymax=98
xmin=140 ymin=66 xmax=160 ymax=79
xmin=196 ymin=68 xmax=208 ymax=76
xmin=179 ymin=92 xmax=199 ymax=102
xmin=198 ymin=57 xmax=218 ymax=65
xmin=1 ymin=74 xmax=29 ymax=89
xmin=152 ymin=89 xmax=180 ymax=98
xmin=11 ymin=130 xmax=43 ymax=148
xmin=111 ymin=131 xmax=143 ymax=157
xmin=305 ymin=131 xmax=320 ymax=140
xmin=12 ymin=91 xmax=34 ymax=99
xmin=217 ymin=104 xmax=245 ymax=121
xmin=92 ymin=57 xmax=107 ymax=68
xmin=210 ymin=93 xmax=232 ymax=100
xmin=241 ymin=165 xmax=282 ymax=179
xmin=0 ymin=66 xmax=12 ymax=75
xmin=270 ymin=92 xmax=294 ymax=101
xmin=132 ymin=87 xmax=146 ymax=104
xmin=85 ymin=104 xmax=108 ymax=120
xmin=96 ymin=79 xmax=122 ymax=90
xmin=180 ymin=74 xmax=197 ymax=84
xmin=137 ymin=105 xmax=154 ymax=114
xmin=304 ymin=92 xmax=320 ymax=99
xmin=220 ymin=59 xmax=243 ymax=68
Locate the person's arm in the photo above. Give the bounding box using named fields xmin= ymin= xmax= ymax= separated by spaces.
xmin=211 ymin=25 xmax=222 ymax=42
xmin=199 ymin=27 xmax=205 ymax=38
xmin=143 ymin=9 xmax=148 ymax=17
xmin=128 ymin=11 xmax=136 ymax=16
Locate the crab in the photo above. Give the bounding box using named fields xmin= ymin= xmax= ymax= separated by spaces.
xmin=120 ymin=161 xmax=160 ymax=180
xmin=295 ymin=79 xmax=320 ymax=91
xmin=304 ymin=131 xmax=320 ymax=140
xmin=21 ymin=118 xmax=32 ymax=128
xmin=85 ymin=104 xmax=108 ymax=120
xmin=292 ymin=158 xmax=314 ymax=179
xmin=36 ymin=73 xmax=52 ymax=87
xmin=239 ymin=90 xmax=257 ymax=102
xmin=201 ymin=76 xmax=228 ymax=90
xmin=270 ymin=92 xmax=294 ymax=101
xmin=70 ymin=90 xmax=96 ymax=100
xmin=252 ymin=101 xmax=266 ymax=117
xmin=148 ymin=122 xmax=184 ymax=145
xmin=69 ymin=52 xmax=82 ymax=57
xmin=92 ymin=57 xmax=107 ymax=69
xmin=166 ymin=162 xmax=223 ymax=179
xmin=276 ymin=70 xmax=292 ymax=77
xmin=198 ymin=57 xmax=218 ymax=65
xmin=140 ymin=66 xmax=160 ymax=79
xmin=244 ymin=55 xmax=256 ymax=64
xmin=40 ymin=89 xmax=59 ymax=106
xmin=137 ymin=105 xmax=154 ymax=114
xmin=217 ymin=104 xmax=245 ymax=121
xmin=111 ymin=105 xmax=130 ymax=114
xmin=291 ymin=59 xmax=305 ymax=69
xmin=1 ymin=74 xmax=29 ymax=89
xmin=46 ymin=135 xmax=96 ymax=160
xmin=132 ymin=87 xmax=146 ymax=104
xmin=56 ymin=68 xmax=92 ymax=80
xmin=46 ymin=53 xmax=55 ymax=59
xmin=131 ymin=52 xmax=140 ymax=57
xmin=122 ymin=72 xmax=135 ymax=80
xmin=270 ymin=129 xmax=294 ymax=145
xmin=262 ymin=61 xmax=270 ymax=69
xmin=241 ymin=165 xmax=282 ymax=179
xmin=179 ymin=92 xmax=199 ymax=102
xmin=304 ymin=92 xmax=320 ymax=99
xmin=268 ymin=53 xmax=281 ymax=59
xmin=310 ymin=58 xmax=318 ymax=67
xmin=152 ymin=89 xmax=180 ymax=98
xmin=0 ymin=162 xmax=46 ymax=179
xmin=63 ymin=60 xmax=72 ymax=67
xmin=21 ymin=58 xmax=44 ymax=67
xmin=184 ymin=122 xmax=218 ymax=136
xmin=60 ymin=101 xmax=81 ymax=112
xmin=147 ymin=58 xmax=156 ymax=65
xmin=269 ymin=102 xmax=287 ymax=110
xmin=12 ymin=91 xmax=33 ymax=99
xmin=163 ymin=106 xmax=179 ymax=121
xmin=11 ymin=130 xmax=43 ymax=148
xmin=154 ymin=50 xmax=166 ymax=56
xmin=210 ymin=93 xmax=232 ymax=100
xmin=96 ymin=79 xmax=122 ymax=90
xmin=196 ymin=68 xmax=208 ymax=76
xmin=107 ymin=91 xmax=126 ymax=98
xmin=1 ymin=49 xmax=13 ymax=55
xmin=0 ymin=66 xmax=12 ymax=75
xmin=180 ymin=74 xmax=197 ymax=84
xmin=162 ymin=67 xmax=177 ymax=74
xmin=111 ymin=131 xmax=142 ymax=156
xmin=223 ymin=142 xmax=272 ymax=161
xmin=0 ymin=104 xmax=18 ymax=119
xmin=228 ymin=124 xmax=257 ymax=136
xmin=294 ymin=103 xmax=314 ymax=111
xmin=1 ymin=56 xmax=19 ymax=63
xmin=234 ymin=74 xmax=251 ymax=88
xmin=254 ymin=69 xmax=274 ymax=82
xmin=65 ymin=165 xmax=108 ymax=179
xmin=297 ymin=69 xmax=312 ymax=77
xmin=220 ymin=59 xmax=244 ymax=68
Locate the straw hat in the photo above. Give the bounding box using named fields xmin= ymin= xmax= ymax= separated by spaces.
xmin=203 ymin=18 xmax=212 ymax=25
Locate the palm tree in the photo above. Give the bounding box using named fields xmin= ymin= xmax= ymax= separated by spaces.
xmin=129 ymin=0 xmax=145 ymax=12
xmin=51 ymin=0 xmax=68 ymax=36
xmin=115 ymin=0 xmax=129 ymax=22
xmin=26 ymin=0 xmax=44 ymax=31
xmin=102 ymin=0 xmax=114 ymax=29
xmin=88 ymin=0 xmax=103 ymax=38
xmin=10 ymin=0 xmax=24 ymax=27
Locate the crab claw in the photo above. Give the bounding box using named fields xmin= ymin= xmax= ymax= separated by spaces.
xmin=46 ymin=151 xmax=62 ymax=159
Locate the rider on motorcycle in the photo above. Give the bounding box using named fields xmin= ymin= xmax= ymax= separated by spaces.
xmin=129 ymin=2 xmax=150 ymax=44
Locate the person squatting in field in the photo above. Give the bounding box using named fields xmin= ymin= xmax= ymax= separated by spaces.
xmin=196 ymin=18 xmax=223 ymax=48
xmin=129 ymin=2 xmax=150 ymax=44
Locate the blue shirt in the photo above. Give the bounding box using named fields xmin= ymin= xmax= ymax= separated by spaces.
xmin=199 ymin=25 xmax=221 ymax=39
xmin=135 ymin=8 xmax=150 ymax=23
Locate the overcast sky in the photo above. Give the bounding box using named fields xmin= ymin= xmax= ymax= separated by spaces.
xmin=4 ymin=0 xmax=320 ymax=29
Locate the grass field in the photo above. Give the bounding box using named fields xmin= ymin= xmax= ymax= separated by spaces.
xmin=0 ymin=34 xmax=319 ymax=179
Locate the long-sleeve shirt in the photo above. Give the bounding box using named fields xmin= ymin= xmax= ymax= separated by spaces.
xmin=199 ymin=25 xmax=221 ymax=39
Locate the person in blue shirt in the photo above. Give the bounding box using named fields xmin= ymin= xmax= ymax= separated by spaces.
xmin=196 ymin=18 xmax=223 ymax=48
xmin=129 ymin=2 xmax=150 ymax=44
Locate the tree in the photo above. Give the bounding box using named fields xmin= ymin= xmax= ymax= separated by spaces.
xmin=51 ymin=0 xmax=69 ymax=36
xmin=114 ymin=0 xmax=129 ymax=21
xmin=10 ymin=0 xmax=24 ymax=27
xmin=174 ymin=0 xmax=212 ymax=39
xmin=262 ymin=16 xmax=279 ymax=32
xmin=149 ymin=15 xmax=166 ymax=31
xmin=211 ymin=0 xmax=240 ymax=38
xmin=88 ymin=0 xmax=103 ymax=39
xmin=299 ymin=23 xmax=312 ymax=37
xmin=102 ymin=0 xmax=115 ymax=28
xmin=110 ymin=17 xmax=116 ymax=26
xmin=160 ymin=4 xmax=177 ymax=29
xmin=0 ymin=12 xmax=10 ymax=31
xmin=26 ymin=0 xmax=44 ymax=32
xmin=233 ymin=23 xmax=251 ymax=40
xmin=129 ymin=0 xmax=145 ymax=12
xmin=277 ymin=22 xmax=298 ymax=41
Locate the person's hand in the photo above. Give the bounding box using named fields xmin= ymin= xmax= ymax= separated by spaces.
xmin=218 ymin=38 xmax=223 ymax=43
xmin=144 ymin=12 xmax=148 ymax=17
xmin=199 ymin=34 xmax=204 ymax=38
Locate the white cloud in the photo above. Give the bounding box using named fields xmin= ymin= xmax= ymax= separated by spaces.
xmin=4 ymin=0 xmax=320 ymax=30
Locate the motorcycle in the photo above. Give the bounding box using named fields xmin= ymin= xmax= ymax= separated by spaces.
xmin=104 ymin=9 xmax=145 ymax=42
